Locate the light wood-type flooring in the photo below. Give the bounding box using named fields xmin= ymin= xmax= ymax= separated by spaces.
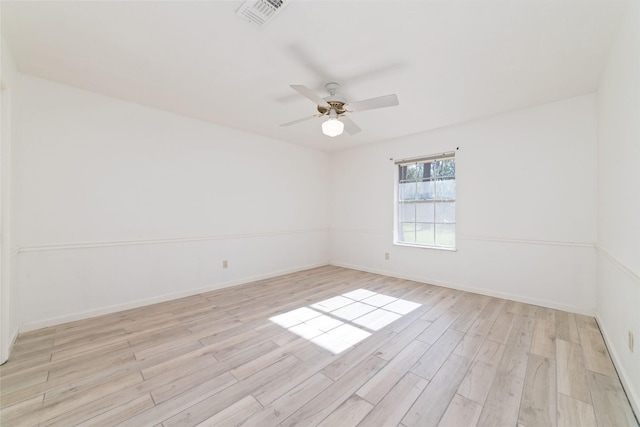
xmin=0 ymin=266 xmax=637 ymax=426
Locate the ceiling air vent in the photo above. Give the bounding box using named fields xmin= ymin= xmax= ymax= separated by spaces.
xmin=236 ymin=0 xmax=290 ymax=28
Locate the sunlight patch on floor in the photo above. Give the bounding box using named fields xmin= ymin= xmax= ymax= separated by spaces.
xmin=269 ymin=289 xmax=421 ymax=354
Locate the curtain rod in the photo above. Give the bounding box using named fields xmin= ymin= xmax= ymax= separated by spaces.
xmin=392 ymin=148 xmax=458 ymax=165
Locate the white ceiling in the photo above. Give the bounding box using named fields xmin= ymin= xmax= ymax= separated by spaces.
xmin=1 ymin=0 xmax=629 ymax=151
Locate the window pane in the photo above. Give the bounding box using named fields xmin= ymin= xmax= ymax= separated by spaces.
xmin=435 ymin=202 xmax=455 ymax=223
xmin=433 ymin=159 xmax=455 ymax=177
xmin=416 ymin=180 xmax=434 ymax=200
xmin=399 ymin=165 xmax=408 ymax=181
xmin=399 ymin=223 xmax=416 ymax=243
xmin=416 ymin=223 xmax=435 ymax=245
xmin=405 ymin=164 xmax=417 ymax=179
xmin=416 ymin=201 xmax=435 ymax=222
xmin=399 ymin=202 xmax=416 ymax=222
xmin=435 ymin=178 xmax=456 ymax=200
xmin=435 ymin=224 xmax=455 ymax=247
xmin=399 ymin=182 xmax=416 ymax=201
xmin=400 ymin=163 xmax=424 ymax=181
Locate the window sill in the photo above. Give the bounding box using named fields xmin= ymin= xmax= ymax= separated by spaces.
xmin=393 ymin=242 xmax=457 ymax=252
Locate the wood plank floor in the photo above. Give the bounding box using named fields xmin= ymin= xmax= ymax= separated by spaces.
xmin=0 ymin=266 xmax=637 ymax=426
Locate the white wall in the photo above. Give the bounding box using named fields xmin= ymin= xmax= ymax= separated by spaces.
xmin=15 ymin=75 xmax=329 ymax=330
xmin=1 ymin=37 xmax=20 ymax=363
xmin=596 ymin=0 xmax=640 ymax=415
xmin=330 ymin=94 xmax=597 ymax=314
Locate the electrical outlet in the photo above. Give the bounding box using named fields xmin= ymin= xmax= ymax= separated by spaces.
xmin=384 ymin=252 xmax=390 ymax=260
xmin=222 ymin=260 xmax=228 ymax=269
xmin=629 ymin=331 xmax=635 ymax=353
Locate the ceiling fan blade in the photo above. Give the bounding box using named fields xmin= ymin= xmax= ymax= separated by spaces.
xmin=340 ymin=115 xmax=362 ymax=135
xmin=346 ymin=94 xmax=399 ymax=112
xmin=290 ymin=85 xmax=330 ymax=108
xmin=280 ymin=114 xmax=319 ymax=127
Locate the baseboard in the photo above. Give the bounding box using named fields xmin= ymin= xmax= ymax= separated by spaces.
xmin=595 ymin=313 xmax=640 ymax=421
xmin=19 ymin=261 xmax=330 ymax=333
xmin=329 ymin=261 xmax=595 ymax=316
xmin=0 ymin=328 xmax=19 ymax=365
xmin=1 ymin=326 xmax=19 ymax=365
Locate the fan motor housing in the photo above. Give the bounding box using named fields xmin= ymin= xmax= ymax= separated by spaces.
xmin=318 ymin=101 xmax=347 ymax=115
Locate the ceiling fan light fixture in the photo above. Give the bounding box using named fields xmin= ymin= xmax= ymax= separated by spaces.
xmin=282 ymin=82 xmax=397 ymax=137
xmin=322 ymin=118 xmax=344 ymax=137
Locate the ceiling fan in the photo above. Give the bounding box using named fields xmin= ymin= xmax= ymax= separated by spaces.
xmin=280 ymin=82 xmax=399 ymax=137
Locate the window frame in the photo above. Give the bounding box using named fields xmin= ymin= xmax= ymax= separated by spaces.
xmin=393 ymin=151 xmax=457 ymax=251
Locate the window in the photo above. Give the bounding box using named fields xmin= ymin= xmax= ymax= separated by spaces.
xmin=395 ymin=152 xmax=456 ymax=249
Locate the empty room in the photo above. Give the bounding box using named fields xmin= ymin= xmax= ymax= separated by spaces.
xmin=1 ymin=0 xmax=638 ymax=426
